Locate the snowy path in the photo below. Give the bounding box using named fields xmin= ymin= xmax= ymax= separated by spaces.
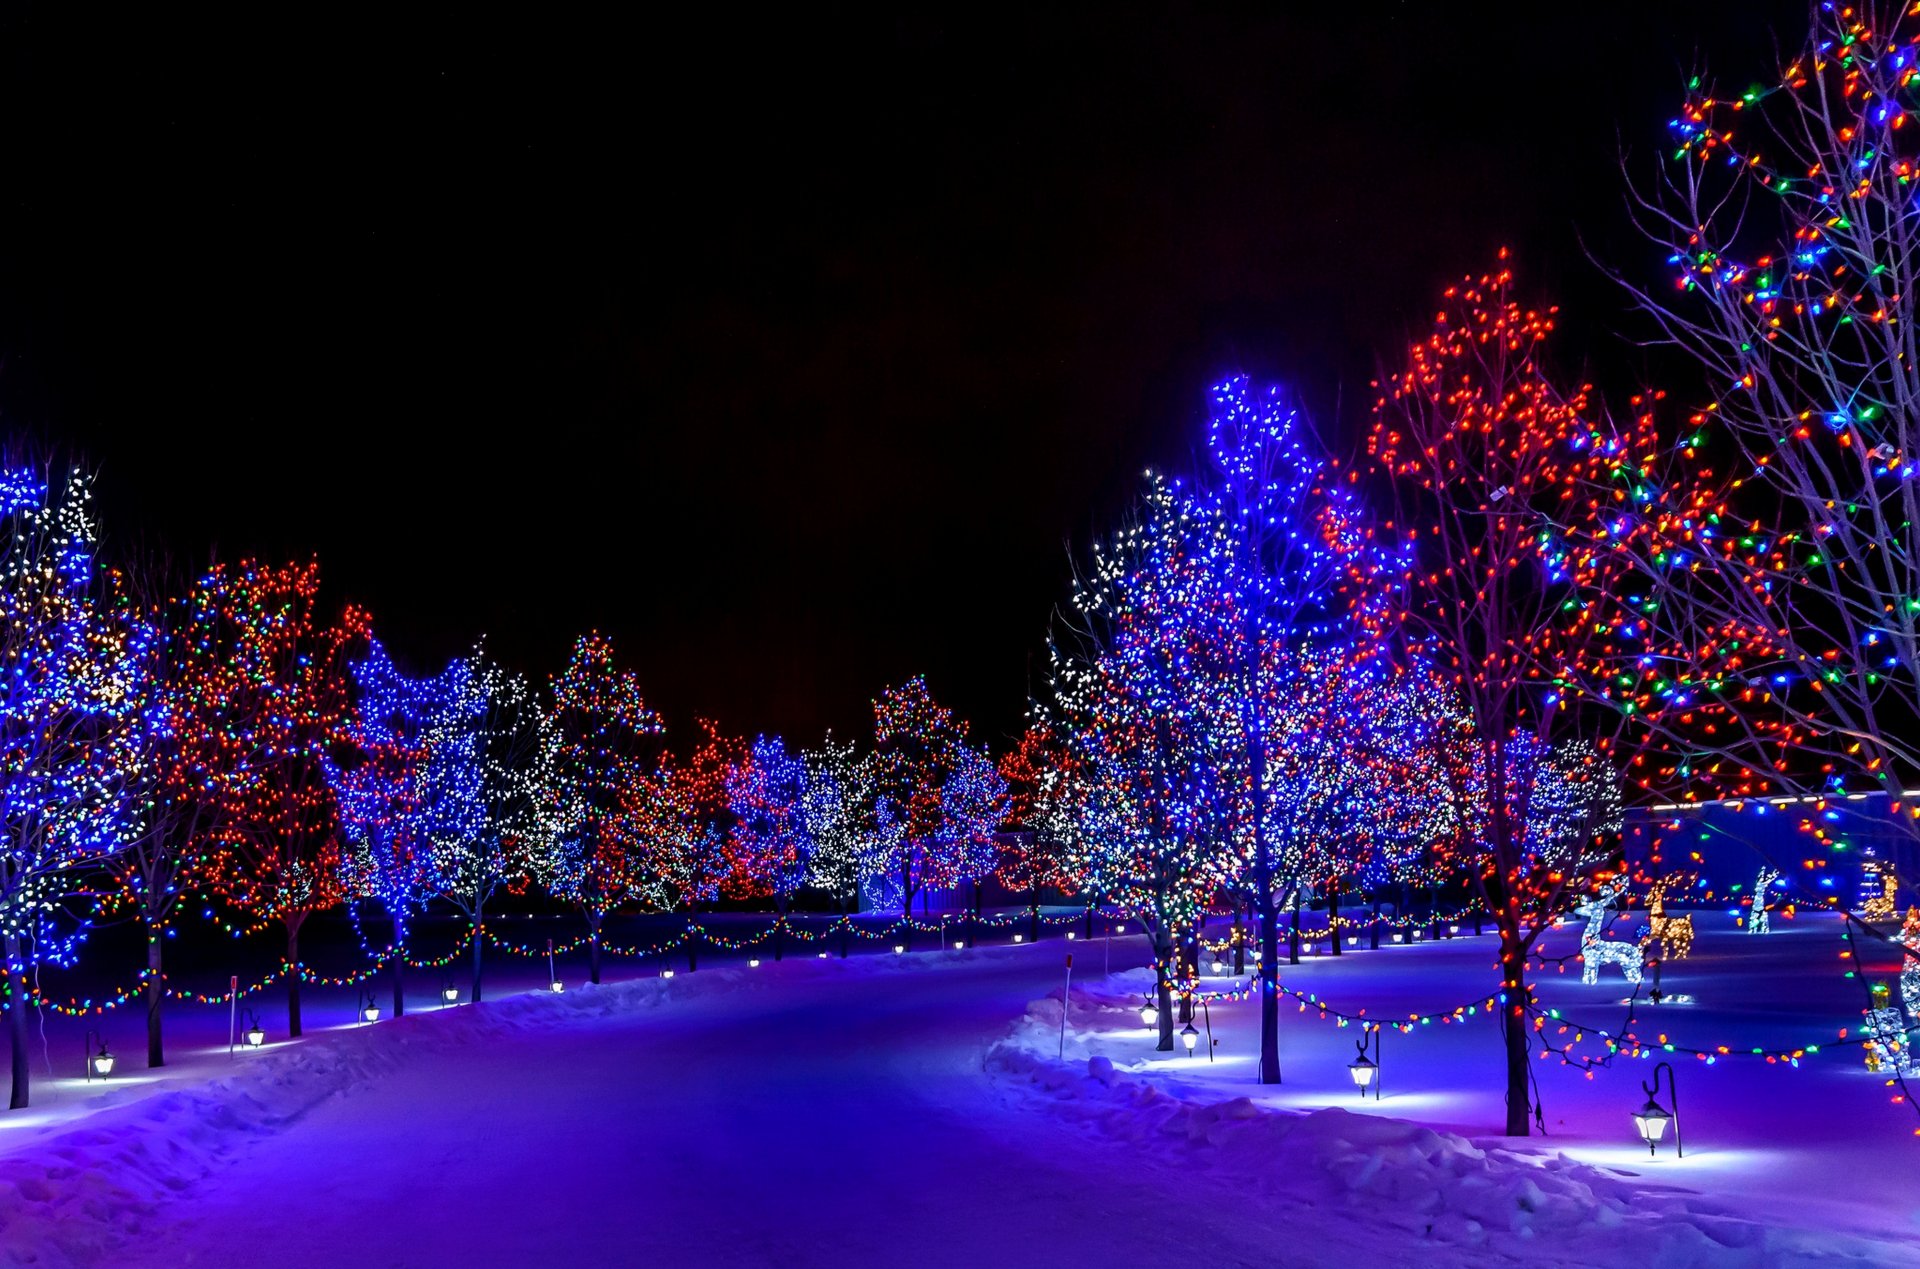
xmin=6 ymin=927 xmax=1920 ymax=1267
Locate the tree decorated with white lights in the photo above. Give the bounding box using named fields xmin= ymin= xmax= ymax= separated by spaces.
xmin=801 ymin=733 xmax=869 ymax=955
xmin=428 ymin=644 xmax=547 ymax=1002
xmin=1045 ymin=474 xmax=1238 ymax=1051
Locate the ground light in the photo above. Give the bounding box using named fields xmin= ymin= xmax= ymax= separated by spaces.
xmin=361 ymin=993 xmax=381 ymax=1024
xmin=244 ymin=1010 xmax=266 ymax=1048
xmin=550 ymin=981 xmax=565 ymax=993
xmin=749 ymin=958 xmax=761 ymax=968
xmin=442 ymin=983 xmax=459 ymax=1005
xmin=1180 ymin=1022 xmax=1199 ymax=1054
xmin=1348 ymin=1030 xmax=1380 ymax=1100
xmin=83 ymin=1030 xmax=114 ymax=1081
xmin=893 ymin=944 xmax=905 ymax=954
xmin=1139 ymin=998 xmax=1158 ymax=1028
xmin=1632 ymin=1061 xmax=1683 ymax=1158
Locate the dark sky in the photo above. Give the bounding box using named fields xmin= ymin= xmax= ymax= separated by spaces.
xmin=0 ymin=2 xmax=1804 ymax=749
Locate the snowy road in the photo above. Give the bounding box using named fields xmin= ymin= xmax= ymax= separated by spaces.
xmin=8 ymin=926 xmax=1920 ymax=1268
xmin=99 ymin=945 xmax=1385 ymax=1269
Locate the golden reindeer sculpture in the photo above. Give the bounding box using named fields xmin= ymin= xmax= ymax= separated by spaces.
xmin=1641 ymin=876 xmax=1695 ymax=962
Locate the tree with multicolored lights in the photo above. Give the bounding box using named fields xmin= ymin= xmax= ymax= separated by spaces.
xmin=427 ymin=644 xmax=546 ymax=1003
xmin=105 ymin=561 xmax=235 ymax=1069
xmin=1567 ymin=0 xmax=1920 ymax=912
xmin=0 ymin=463 xmax=151 ymax=1109
xmin=1368 ymin=261 xmax=1635 ymax=1135
xmin=863 ymin=677 xmax=990 ymax=942
xmin=535 ymin=633 xmax=662 ymax=985
xmin=725 ymin=733 xmax=813 ymax=959
xmin=191 ymin=560 xmax=370 ymax=1038
xmin=1045 ymin=474 xmax=1238 ymax=1051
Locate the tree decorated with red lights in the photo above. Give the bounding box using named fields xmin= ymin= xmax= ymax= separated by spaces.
xmin=654 ymin=718 xmax=743 ymax=970
xmin=536 ymin=632 xmax=662 ymax=985
xmin=997 ymin=723 xmax=1085 ymax=942
xmin=1368 ymin=262 xmax=1635 ymax=1136
xmin=191 ymin=559 xmax=370 ymax=1039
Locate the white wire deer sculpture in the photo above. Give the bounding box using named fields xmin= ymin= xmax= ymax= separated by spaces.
xmin=1575 ymin=879 xmax=1644 ymax=986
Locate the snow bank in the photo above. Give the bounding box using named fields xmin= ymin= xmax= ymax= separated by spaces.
xmin=0 ymin=973 xmax=735 ymax=1268
xmin=990 ymin=987 xmax=1916 ymax=1269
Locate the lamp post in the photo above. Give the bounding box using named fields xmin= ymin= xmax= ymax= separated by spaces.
xmin=1200 ymin=999 xmax=1215 ymax=1063
xmin=1139 ymin=997 xmax=1159 ymax=1029
xmin=1347 ymin=1030 xmax=1380 ymax=1100
xmin=360 ymin=991 xmax=380 ymax=1024
xmin=1180 ymin=1021 xmax=1199 ymax=1055
xmin=83 ymin=1030 xmax=114 ymax=1081
xmin=546 ymin=938 xmax=562 ymax=993
xmin=243 ymin=1009 xmax=266 ymax=1049
xmin=441 ymin=980 xmax=459 ymax=1006
xmin=1631 ymin=1061 xmax=1683 ymax=1158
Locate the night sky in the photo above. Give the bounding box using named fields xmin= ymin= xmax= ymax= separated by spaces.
xmin=0 ymin=3 xmax=1804 ymax=747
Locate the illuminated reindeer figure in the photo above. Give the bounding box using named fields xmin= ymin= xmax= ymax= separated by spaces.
xmin=1575 ymin=879 xmax=1644 ymax=986
xmin=1640 ymin=876 xmax=1695 ymax=962
xmin=1748 ymin=866 xmax=1780 ymax=935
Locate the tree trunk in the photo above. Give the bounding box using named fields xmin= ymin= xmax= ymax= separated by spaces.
xmin=588 ymin=925 xmax=603 ymax=985
xmin=1499 ymin=922 xmax=1532 ymax=1136
xmin=146 ymin=927 xmax=165 ymax=1067
xmin=1029 ymin=882 xmax=1039 ymax=944
xmin=1328 ymin=880 xmax=1343 ymax=957
xmin=1370 ymin=897 xmax=1382 ymax=951
xmin=687 ymin=905 xmax=700 ymax=971
xmin=1084 ymin=902 xmax=1094 ymax=939
xmin=839 ymin=898 xmax=851 ymax=959
xmin=391 ymin=947 xmax=405 ymax=1018
xmin=471 ymin=900 xmax=485 ymax=1003
xmin=1154 ymin=926 xmax=1175 ymax=1052
xmin=6 ymin=934 xmax=29 ymax=1109
xmin=1258 ymin=897 xmax=1280 ymax=1084
xmin=774 ymin=907 xmax=786 ymax=962
xmin=1288 ymin=904 xmax=1301 ymax=965
xmin=285 ymin=919 xmax=304 ymax=1038
xmin=1232 ymin=902 xmax=1246 ymax=975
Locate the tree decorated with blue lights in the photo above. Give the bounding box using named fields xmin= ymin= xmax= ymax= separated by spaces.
xmin=725 ymin=733 xmax=813 ymax=959
xmin=1179 ymin=375 xmax=1405 ymax=1080
xmin=0 ymin=462 xmax=152 ymax=1109
xmin=536 ymin=632 xmax=662 ymax=985
xmin=331 ymin=640 xmax=488 ymax=1016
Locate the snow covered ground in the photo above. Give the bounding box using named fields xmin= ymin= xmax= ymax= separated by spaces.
xmin=2 ymin=910 xmax=1916 ymax=1267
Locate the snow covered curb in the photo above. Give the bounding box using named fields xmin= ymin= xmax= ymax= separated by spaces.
xmin=988 ymin=983 xmax=1916 ymax=1269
